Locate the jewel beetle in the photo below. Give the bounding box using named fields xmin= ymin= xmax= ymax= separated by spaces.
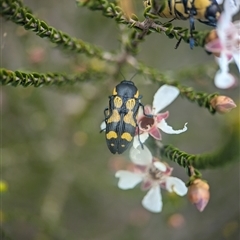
xmin=145 ymin=0 xmax=221 ymax=48
xmin=102 ymin=80 xmax=152 ymax=154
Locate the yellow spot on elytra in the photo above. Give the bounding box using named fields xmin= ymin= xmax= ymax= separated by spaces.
xmin=123 ymin=111 xmax=136 ymax=127
xmin=106 ymin=131 xmax=117 ymax=139
xmin=114 ymin=96 xmax=123 ymax=108
xmin=113 ymin=87 xmax=117 ymax=95
xmin=107 ymin=109 xmax=120 ymax=123
xmin=121 ymin=132 xmax=132 ymax=142
xmin=134 ymin=90 xmax=139 ymax=98
xmin=126 ymin=98 xmax=135 ymax=110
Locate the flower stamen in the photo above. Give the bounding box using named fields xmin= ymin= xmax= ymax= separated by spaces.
xmin=148 ymin=165 xmax=163 ymax=180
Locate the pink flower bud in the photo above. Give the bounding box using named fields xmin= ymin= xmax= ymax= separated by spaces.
xmin=205 ymin=29 xmax=221 ymax=57
xmin=187 ymin=179 xmax=210 ymax=212
xmin=211 ymin=96 xmax=237 ymax=113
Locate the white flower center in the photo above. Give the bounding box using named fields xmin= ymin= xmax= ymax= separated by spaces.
xmin=148 ymin=165 xmax=164 ymax=180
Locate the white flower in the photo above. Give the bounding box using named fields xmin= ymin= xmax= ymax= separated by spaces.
xmin=115 ymin=145 xmax=188 ymax=213
xmin=133 ymin=85 xmax=187 ymax=148
xmin=205 ymin=0 xmax=240 ymax=89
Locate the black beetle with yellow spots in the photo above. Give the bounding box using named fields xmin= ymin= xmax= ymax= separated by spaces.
xmin=145 ymin=0 xmax=221 ymax=48
xmin=102 ymin=80 xmax=152 ymax=154
xmin=156 ymin=0 xmax=221 ymax=26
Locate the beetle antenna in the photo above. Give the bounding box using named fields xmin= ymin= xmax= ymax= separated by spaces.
xmin=119 ymin=71 xmax=126 ymax=80
xmin=129 ymin=72 xmax=138 ymax=81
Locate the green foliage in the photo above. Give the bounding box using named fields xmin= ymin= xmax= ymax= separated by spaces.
xmin=0 ymin=68 xmax=105 ymax=87
xmin=1 ymin=0 xmax=104 ymax=57
xmin=0 ymin=0 xmax=238 ymax=191
xmin=1 ymin=0 xmax=239 ymax=239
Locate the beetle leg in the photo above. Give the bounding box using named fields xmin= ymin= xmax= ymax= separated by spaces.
xmin=198 ymin=19 xmax=216 ymax=27
xmin=167 ymin=18 xmax=176 ymax=23
xmin=100 ymin=128 xmax=105 ymax=133
xmin=104 ymin=107 xmax=110 ymax=119
xmin=189 ymin=10 xmax=195 ymax=49
xmin=136 ymin=124 xmax=144 ymax=150
xmin=101 ymin=107 xmax=110 ymax=133
xmin=139 ymin=103 xmax=153 ymax=118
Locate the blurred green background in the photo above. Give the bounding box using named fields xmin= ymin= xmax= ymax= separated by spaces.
xmin=1 ymin=1 xmax=239 ymax=240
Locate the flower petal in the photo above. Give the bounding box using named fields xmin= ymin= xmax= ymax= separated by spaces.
xmin=149 ymin=127 xmax=162 ymax=140
xmin=233 ymin=52 xmax=240 ymax=72
xmin=204 ymin=38 xmax=223 ymax=53
xmin=158 ymin=119 xmax=188 ymax=134
xmin=156 ymin=111 xmax=169 ymax=122
xmin=143 ymin=105 xmax=153 ymax=115
xmin=165 ymin=177 xmax=188 ymax=196
xmin=153 ymin=162 xmax=167 ymax=172
xmin=141 ymin=180 xmax=152 ymax=190
xmin=216 ymin=0 xmax=223 ymax=4
xmin=233 ymin=20 xmax=240 ymax=31
xmin=137 ymin=105 xmax=144 ymax=118
xmin=142 ymin=187 xmax=162 ymax=213
xmin=223 ymin=0 xmax=240 ymax=18
xmin=129 ymin=144 xmax=152 ymax=166
xmin=115 ymin=170 xmax=143 ymax=190
xmin=137 ymin=104 xmax=152 ymax=119
xmin=133 ymin=132 xmax=149 ymax=148
xmin=216 ymin=54 xmax=229 ymax=73
xmin=214 ymin=70 xmax=236 ymax=89
xmin=194 ymin=198 xmax=209 ymax=212
xmin=152 ymin=85 xmax=180 ymax=114
xmin=100 ymin=121 xmax=106 ymax=131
